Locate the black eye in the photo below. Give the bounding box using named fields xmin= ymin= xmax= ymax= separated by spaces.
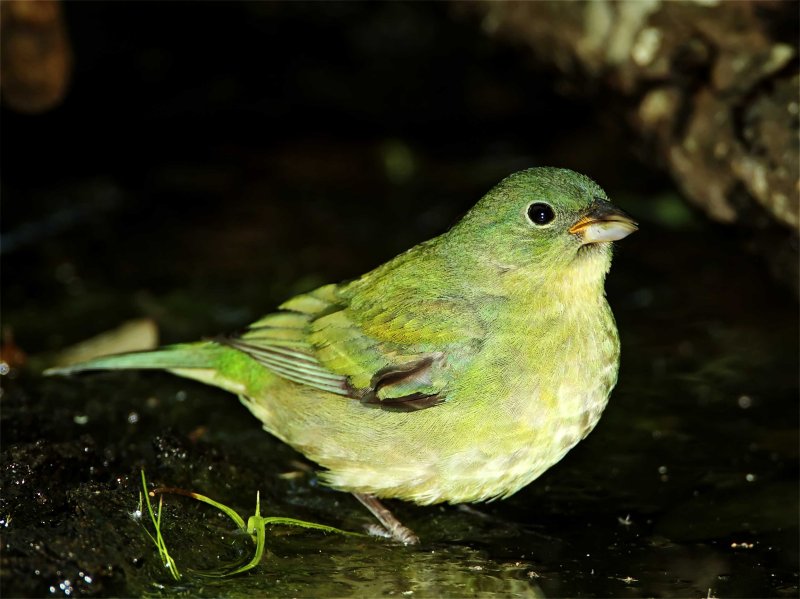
xmin=527 ymin=203 xmax=555 ymax=225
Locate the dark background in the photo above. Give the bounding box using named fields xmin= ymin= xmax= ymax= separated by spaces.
xmin=3 ymin=1 xmax=669 ymax=352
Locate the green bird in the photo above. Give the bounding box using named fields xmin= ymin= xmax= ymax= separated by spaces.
xmin=49 ymin=167 xmax=637 ymax=544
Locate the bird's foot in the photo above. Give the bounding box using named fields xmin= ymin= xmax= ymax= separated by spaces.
xmin=353 ymin=492 xmax=419 ymax=545
xmin=365 ymin=523 xmax=392 ymax=539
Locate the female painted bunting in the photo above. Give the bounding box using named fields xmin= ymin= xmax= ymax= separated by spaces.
xmin=50 ymin=167 xmax=637 ymax=544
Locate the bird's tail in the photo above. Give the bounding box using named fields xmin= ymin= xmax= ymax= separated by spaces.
xmin=45 ymin=341 xmax=252 ymax=395
xmin=44 ymin=342 xmax=221 ymax=375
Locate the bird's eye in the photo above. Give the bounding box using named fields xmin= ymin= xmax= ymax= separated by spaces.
xmin=526 ymin=203 xmax=555 ymax=226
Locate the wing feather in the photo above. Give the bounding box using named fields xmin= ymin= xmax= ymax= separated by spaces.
xmin=223 ymin=277 xmax=486 ymax=410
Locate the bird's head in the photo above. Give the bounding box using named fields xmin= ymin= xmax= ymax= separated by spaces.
xmin=445 ymin=167 xmax=637 ymax=287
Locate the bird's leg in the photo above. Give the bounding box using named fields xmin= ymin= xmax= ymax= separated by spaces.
xmin=353 ymin=492 xmax=419 ymax=545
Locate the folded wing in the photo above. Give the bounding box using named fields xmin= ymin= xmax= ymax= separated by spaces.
xmin=223 ymin=281 xmax=485 ymax=411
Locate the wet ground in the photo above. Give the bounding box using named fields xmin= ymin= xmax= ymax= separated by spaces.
xmin=2 ymin=4 xmax=798 ymax=597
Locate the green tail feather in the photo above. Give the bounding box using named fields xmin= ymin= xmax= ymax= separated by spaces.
xmin=45 ymin=343 xmax=223 ymax=376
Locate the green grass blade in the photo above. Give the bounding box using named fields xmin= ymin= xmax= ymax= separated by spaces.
xmin=181 ymin=490 xmax=247 ymax=531
xmin=140 ymin=470 xmax=181 ymax=581
xmin=261 ymin=516 xmax=363 ymax=536
xmin=139 ymin=473 xmax=362 ymax=579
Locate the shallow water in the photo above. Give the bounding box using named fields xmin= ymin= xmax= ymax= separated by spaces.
xmin=2 ymin=159 xmax=797 ymax=598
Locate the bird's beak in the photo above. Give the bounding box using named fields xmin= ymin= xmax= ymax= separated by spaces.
xmin=569 ymin=199 xmax=638 ymax=244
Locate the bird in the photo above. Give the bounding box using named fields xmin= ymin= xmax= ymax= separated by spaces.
xmin=49 ymin=167 xmax=637 ymax=544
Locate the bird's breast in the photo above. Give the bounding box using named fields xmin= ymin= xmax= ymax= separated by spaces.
xmin=434 ymin=293 xmax=620 ymax=502
xmin=509 ymin=292 xmax=618 ymax=432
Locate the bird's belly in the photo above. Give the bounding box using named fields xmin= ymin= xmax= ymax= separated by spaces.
xmin=243 ymin=308 xmax=620 ymax=506
xmin=300 ymin=362 xmax=616 ymax=506
xmin=402 ymin=372 xmax=613 ymax=505
xmin=403 ymin=312 xmax=620 ymax=504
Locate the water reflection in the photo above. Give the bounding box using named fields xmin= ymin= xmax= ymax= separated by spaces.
xmin=141 ymin=537 xmax=544 ymax=598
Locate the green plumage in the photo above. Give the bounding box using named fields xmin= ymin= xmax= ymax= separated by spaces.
xmin=50 ymin=167 xmax=636 ymax=508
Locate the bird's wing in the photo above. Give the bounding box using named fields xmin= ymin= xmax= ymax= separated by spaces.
xmin=222 ymin=283 xmax=483 ymax=411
